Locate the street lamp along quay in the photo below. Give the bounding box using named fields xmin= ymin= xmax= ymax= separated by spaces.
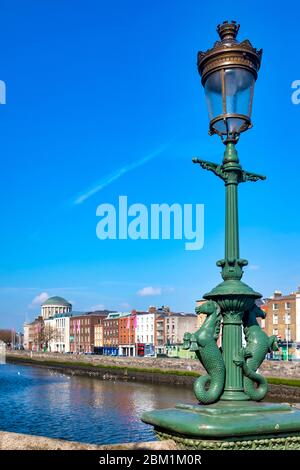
xmin=192 ymin=21 xmax=267 ymax=404
xmin=141 ymin=21 xmax=300 ymax=450
xmin=198 ymin=20 xmax=261 ymax=144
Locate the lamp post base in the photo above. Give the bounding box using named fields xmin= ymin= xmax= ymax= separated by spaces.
xmin=203 ymin=279 xmax=262 ymax=401
xmin=155 ymin=431 xmax=300 ymax=450
xmin=220 ymin=390 xmax=249 ymax=401
xmin=141 ymin=401 xmax=300 ymax=450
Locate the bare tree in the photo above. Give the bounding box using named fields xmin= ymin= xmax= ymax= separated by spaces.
xmin=31 ymin=322 xmax=59 ymax=351
xmin=42 ymin=324 xmax=60 ymax=350
xmin=32 ymin=323 xmax=44 ymax=351
xmin=0 ymin=329 xmax=13 ymax=345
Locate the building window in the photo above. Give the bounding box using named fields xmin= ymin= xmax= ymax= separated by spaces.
xmin=273 ymin=303 xmax=278 ymax=310
xmin=273 ymin=328 xmax=278 ymax=336
xmin=273 ymin=314 xmax=278 ymax=325
xmin=285 ymin=314 xmax=291 ymax=325
xmin=285 ymin=329 xmax=291 ymax=341
xmin=285 ymin=302 xmax=291 ymax=310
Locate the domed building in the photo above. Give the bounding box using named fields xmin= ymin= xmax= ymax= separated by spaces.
xmin=41 ymin=296 xmax=72 ymax=320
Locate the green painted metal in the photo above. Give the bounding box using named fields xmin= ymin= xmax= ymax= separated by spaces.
xmin=155 ymin=432 xmax=300 ymax=450
xmin=141 ymin=30 xmax=300 ymax=443
xmin=234 ymin=305 xmax=279 ymax=400
xmin=190 ymin=143 xmax=270 ymax=402
xmin=182 ymin=301 xmax=225 ymax=404
xmin=141 ymin=141 xmax=300 ymax=441
xmin=142 ymin=401 xmax=300 ymax=444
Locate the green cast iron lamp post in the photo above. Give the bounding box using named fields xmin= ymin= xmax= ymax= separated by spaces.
xmin=193 ymin=20 xmax=267 ymax=402
xmin=141 ymin=21 xmax=300 ymax=450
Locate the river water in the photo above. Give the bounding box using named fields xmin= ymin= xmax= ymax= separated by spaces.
xmin=0 ymin=363 xmax=195 ymax=445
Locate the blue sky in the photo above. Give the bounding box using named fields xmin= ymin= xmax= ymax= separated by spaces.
xmin=1 ymin=0 xmax=300 ymax=329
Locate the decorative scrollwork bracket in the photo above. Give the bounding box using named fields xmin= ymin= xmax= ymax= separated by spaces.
xmin=192 ymin=158 xmax=266 ymax=185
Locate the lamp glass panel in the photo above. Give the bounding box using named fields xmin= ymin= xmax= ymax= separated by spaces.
xmin=225 ymin=68 xmax=255 ymax=118
xmin=204 ymin=70 xmax=223 ymax=121
xmin=225 ymin=117 xmax=246 ymax=134
xmin=212 ymin=116 xmax=246 ymax=135
xmin=213 ymin=119 xmax=227 ymax=134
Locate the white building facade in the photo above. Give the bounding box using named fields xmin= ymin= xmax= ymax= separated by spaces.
xmin=23 ymin=323 xmax=30 ymax=350
xmin=136 ymin=312 xmax=155 ymax=355
xmin=44 ymin=313 xmax=72 ymax=353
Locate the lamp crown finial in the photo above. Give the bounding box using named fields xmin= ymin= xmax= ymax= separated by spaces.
xmin=217 ymin=20 xmax=240 ymax=42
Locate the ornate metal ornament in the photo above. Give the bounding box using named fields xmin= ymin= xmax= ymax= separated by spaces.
xmin=197 ymin=21 xmax=262 ymax=83
xmin=141 ymin=21 xmax=300 ymax=449
xmin=183 ymin=301 xmax=225 ymax=404
xmin=197 ymin=21 xmax=262 ymax=143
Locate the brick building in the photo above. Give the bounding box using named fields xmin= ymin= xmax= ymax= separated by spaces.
xmin=94 ymin=324 xmax=104 ymax=349
xmin=70 ymin=312 xmax=109 ymax=353
xmin=23 ymin=316 xmax=44 ymax=351
xmin=263 ymin=290 xmax=298 ymax=342
xmin=103 ymin=312 xmax=129 ymax=354
xmin=118 ymin=313 xmax=136 ymax=356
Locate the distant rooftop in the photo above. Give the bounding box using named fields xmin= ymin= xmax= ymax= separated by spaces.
xmin=84 ymin=310 xmax=117 ymax=316
xmin=106 ymin=311 xmax=131 ymax=320
xmin=167 ymin=312 xmax=196 ymax=317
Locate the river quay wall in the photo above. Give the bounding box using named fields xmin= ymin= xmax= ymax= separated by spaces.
xmin=6 ymin=351 xmax=300 ymax=399
xmin=6 ymin=350 xmax=300 ymax=377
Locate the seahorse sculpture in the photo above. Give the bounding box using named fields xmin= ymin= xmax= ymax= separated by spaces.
xmin=183 ymin=300 xmax=225 ymax=404
xmin=234 ymin=304 xmax=278 ymax=401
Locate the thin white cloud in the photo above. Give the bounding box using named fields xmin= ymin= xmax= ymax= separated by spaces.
xmin=29 ymin=292 xmax=49 ymax=309
xmin=137 ymin=286 xmax=162 ymax=297
xmin=73 ymin=141 xmax=172 ymax=205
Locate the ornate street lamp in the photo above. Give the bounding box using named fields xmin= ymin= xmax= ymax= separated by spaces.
xmin=142 ymin=21 xmax=300 ymax=450
xmin=192 ymin=21 xmax=266 ymax=402
xmin=198 ymin=20 xmax=261 ymax=144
